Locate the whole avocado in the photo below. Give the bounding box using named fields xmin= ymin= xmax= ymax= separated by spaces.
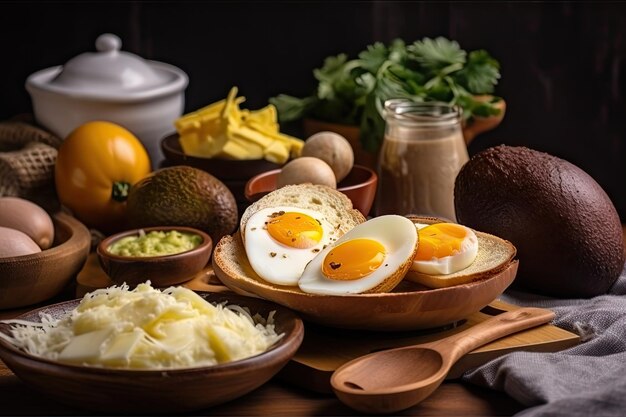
xmin=454 ymin=145 xmax=624 ymax=298
xmin=127 ymin=166 xmax=238 ymax=244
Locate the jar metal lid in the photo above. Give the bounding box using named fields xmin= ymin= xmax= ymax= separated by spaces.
xmin=25 ymin=33 xmax=188 ymax=102
xmin=384 ymin=99 xmax=462 ymax=127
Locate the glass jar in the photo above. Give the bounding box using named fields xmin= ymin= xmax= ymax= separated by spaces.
xmin=375 ymin=99 xmax=468 ymax=221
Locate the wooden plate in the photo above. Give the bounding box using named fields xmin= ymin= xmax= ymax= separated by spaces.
xmin=213 ymin=232 xmax=518 ymax=331
xmin=0 ymin=292 xmax=304 ymax=413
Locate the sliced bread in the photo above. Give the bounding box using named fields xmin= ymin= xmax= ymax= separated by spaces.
xmin=239 ymin=183 xmax=366 ymax=241
xmin=405 ymin=216 xmax=517 ymax=288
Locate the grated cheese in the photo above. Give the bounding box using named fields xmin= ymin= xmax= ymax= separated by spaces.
xmin=0 ymin=282 xmax=283 ymax=370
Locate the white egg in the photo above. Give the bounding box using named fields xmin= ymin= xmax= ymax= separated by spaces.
xmin=298 ymin=215 xmax=418 ymax=295
xmin=411 ymin=223 xmax=478 ymax=275
xmin=243 ymin=206 xmax=337 ymax=286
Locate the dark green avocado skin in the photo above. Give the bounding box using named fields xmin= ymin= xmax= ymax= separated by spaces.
xmin=454 ymin=145 xmax=624 ymax=298
xmin=127 ymin=166 xmax=238 ymax=245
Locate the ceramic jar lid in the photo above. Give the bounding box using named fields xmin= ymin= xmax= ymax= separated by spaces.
xmin=27 ymin=33 xmax=187 ymax=101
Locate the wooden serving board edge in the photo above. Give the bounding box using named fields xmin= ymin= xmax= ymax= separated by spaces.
xmin=278 ymin=300 xmax=579 ymax=393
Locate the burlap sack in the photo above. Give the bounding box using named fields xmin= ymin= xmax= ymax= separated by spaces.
xmin=0 ymin=142 xmax=58 ymax=197
xmin=0 ymin=121 xmax=61 ymax=198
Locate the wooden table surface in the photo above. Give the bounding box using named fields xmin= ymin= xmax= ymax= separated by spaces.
xmin=0 ymin=226 xmax=624 ymax=416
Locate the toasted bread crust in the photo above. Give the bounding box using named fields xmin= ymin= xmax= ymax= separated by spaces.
xmin=240 ymin=184 xmax=365 ymax=241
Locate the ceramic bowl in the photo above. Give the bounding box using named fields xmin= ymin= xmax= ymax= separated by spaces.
xmin=97 ymin=226 xmax=212 ymax=288
xmin=244 ymin=165 xmax=378 ymax=217
xmin=0 ymin=292 xmax=304 ymax=414
xmin=0 ymin=212 xmax=91 ymax=310
xmin=161 ymin=133 xmax=282 ymax=214
xmin=26 ymin=34 xmax=188 ymax=167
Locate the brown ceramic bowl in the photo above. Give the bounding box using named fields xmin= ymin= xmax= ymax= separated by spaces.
xmin=0 ymin=212 xmax=91 ymax=310
xmin=0 ymin=292 xmax=304 ymax=414
xmin=97 ymin=226 xmax=213 ymax=288
xmin=161 ymin=133 xmax=283 ymax=213
xmin=244 ymin=165 xmax=378 ymax=217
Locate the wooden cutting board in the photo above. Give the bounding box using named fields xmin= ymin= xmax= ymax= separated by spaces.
xmin=279 ymin=300 xmax=579 ymax=393
xmin=77 ymin=256 xmax=579 ymax=394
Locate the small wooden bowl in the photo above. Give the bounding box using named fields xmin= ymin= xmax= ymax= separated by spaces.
xmin=244 ymin=165 xmax=378 ymax=217
xmin=213 ymin=231 xmax=518 ymax=331
xmin=97 ymin=226 xmax=213 ymax=288
xmin=0 ymin=292 xmax=304 ymax=414
xmin=0 ymin=212 xmax=91 ymax=310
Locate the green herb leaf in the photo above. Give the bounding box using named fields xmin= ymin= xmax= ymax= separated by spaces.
xmin=355 ymin=72 xmax=377 ymax=93
xmin=386 ymin=64 xmax=426 ymax=91
xmin=314 ymin=54 xmax=348 ymax=83
xmin=472 ymin=100 xmax=502 ymax=117
xmin=408 ymin=37 xmax=467 ymax=71
xmin=360 ymin=92 xmax=386 ymax=153
xmin=313 ymin=54 xmax=346 ymax=100
xmin=455 ymin=94 xmax=503 ymax=120
xmin=454 ymin=50 xmax=501 ymax=94
xmin=269 ymin=95 xmax=318 ymax=123
xmin=388 ymin=39 xmax=408 ymax=63
xmin=424 ymin=77 xmax=454 ymax=103
xmin=270 ymin=37 xmax=502 ymax=152
xmin=358 ymin=42 xmax=389 ymax=73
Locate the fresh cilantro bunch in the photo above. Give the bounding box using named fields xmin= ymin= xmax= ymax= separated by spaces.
xmin=270 ymin=37 xmax=502 ymax=152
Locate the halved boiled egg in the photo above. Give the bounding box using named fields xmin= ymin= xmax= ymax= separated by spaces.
xmin=411 ymin=223 xmax=478 ymax=275
xmin=298 ymin=215 xmax=418 ymax=295
xmin=243 ymin=206 xmax=336 ymax=286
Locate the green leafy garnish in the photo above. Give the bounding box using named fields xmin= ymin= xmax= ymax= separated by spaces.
xmin=408 ymin=37 xmax=466 ymax=72
xmin=269 ymin=37 xmax=502 ymax=151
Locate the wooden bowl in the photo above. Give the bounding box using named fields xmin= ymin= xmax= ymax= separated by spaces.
xmin=161 ymin=133 xmax=283 ymax=180
xmin=213 ymin=232 xmax=518 ymax=332
xmin=0 ymin=212 xmax=90 ymax=310
xmin=244 ymin=165 xmax=378 ymax=217
xmin=161 ymin=133 xmax=283 ymax=214
xmin=0 ymin=292 xmax=304 ymax=414
xmin=97 ymin=226 xmax=213 ymax=288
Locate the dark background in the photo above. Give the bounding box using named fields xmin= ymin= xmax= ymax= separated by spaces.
xmin=1 ymin=1 xmax=625 ymax=221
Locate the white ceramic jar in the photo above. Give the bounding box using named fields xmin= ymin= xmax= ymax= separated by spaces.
xmin=26 ymin=33 xmax=188 ymax=168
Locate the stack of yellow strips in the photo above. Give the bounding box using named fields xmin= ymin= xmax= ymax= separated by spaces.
xmin=175 ymin=87 xmax=303 ymax=164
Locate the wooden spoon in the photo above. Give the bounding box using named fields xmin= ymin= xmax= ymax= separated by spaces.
xmin=331 ymin=307 xmax=555 ymax=414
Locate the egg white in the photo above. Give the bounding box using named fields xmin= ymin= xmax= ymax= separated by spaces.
xmin=411 ymin=223 xmax=478 ymax=275
xmin=298 ymin=215 xmax=418 ymax=295
xmin=243 ymin=206 xmax=336 ymax=286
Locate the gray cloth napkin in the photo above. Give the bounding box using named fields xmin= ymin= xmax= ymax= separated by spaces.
xmin=462 ymin=264 xmax=626 ymax=417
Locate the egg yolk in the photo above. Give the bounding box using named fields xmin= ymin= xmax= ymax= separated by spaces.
xmin=322 ymin=238 xmax=386 ymax=280
xmin=415 ymin=223 xmax=468 ymax=260
xmin=266 ymin=211 xmax=323 ymax=249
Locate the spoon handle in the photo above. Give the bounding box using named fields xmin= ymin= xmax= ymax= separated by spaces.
xmin=432 ymin=307 xmax=555 ymax=363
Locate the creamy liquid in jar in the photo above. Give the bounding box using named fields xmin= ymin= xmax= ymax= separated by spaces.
xmin=375 ymin=100 xmax=468 ymax=221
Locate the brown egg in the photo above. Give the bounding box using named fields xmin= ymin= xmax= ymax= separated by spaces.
xmin=302 ymin=131 xmax=354 ymax=182
xmin=0 ymin=197 xmax=54 ymax=249
xmin=276 ymin=157 xmax=337 ymax=189
xmin=0 ymin=226 xmax=42 ymax=258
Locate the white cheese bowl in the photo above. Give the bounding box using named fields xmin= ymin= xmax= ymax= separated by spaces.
xmin=26 ymin=33 xmax=188 ymax=167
